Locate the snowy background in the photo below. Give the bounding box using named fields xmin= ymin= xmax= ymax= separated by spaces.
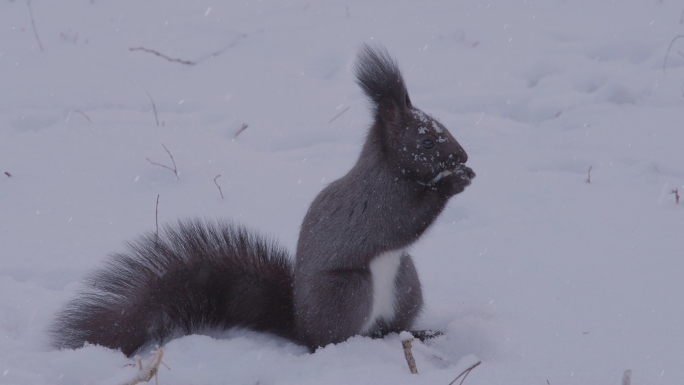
xmin=1 ymin=0 xmax=683 ymax=384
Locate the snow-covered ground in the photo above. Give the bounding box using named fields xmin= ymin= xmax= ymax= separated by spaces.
xmin=1 ymin=0 xmax=683 ymax=384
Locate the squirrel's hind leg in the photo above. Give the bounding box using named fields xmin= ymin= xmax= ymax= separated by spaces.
xmin=380 ymin=253 xmax=424 ymax=335
xmin=294 ymin=270 xmax=373 ymax=349
xmin=392 ymin=255 xmax=445 ymax=343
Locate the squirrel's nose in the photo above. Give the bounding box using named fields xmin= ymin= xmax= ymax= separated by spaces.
xmin=455 ymin=148 xmax=468 ymax=164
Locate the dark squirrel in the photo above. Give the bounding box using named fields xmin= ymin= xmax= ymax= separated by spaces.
xmin=50 ymin=44 xmax=475 ymax=356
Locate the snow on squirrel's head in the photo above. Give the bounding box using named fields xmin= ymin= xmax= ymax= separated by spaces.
xmin=354 ymin=43 xmax=474 ymax=189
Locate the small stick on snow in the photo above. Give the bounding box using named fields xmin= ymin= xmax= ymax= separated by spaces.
xmin=234 ymin=123 xmax=249 ymax=138
xmin=214 ymin=175 xmax=224 ymax=199
xmin=328 ymin=106 xmax=351 ymax=124
xmin=132 ymin=33 xmax=245 ymax=66
xmin=622 ymin=370 xmax=631 ymax=385
xmin=155 ymin=195 xmax=160 ymax=245
xmin=147 ymin=144 xmax=178 ymax=179
xmin=448 ymin=361 xmax=481 ymax=385
xmin=670 ymin=188 xmax=680 ymax=204
xmin=4 ymin=172 xmax=11 ymax=177
xmin=130 ymin=47 xmax=196 ymax=66
xmin=146 ymin=92 xmax=160 ymax=126
xmin=26 ymin=0 xmax=44 ymax=51
xmin=72 ymin=110 xmax=91 ymax=123
xmin=586 ymin=166 xmax=592 ymax=183
xmin=124 ymin=346 xmax=168 ymax=385
xmin=193 ymin=34 xmax=245 ymax=63
xmin=400 ymin=331 xmax=418 ymax=374
xmin=663 ymin=35 xmax=684 ymax=76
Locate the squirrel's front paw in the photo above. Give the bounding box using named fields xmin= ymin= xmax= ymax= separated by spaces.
xmin=447 ymin=164 xmax=475 ymax=195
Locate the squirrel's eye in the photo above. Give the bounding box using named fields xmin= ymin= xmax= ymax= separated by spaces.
xmin=422 ymin=139 xmax=434 ymax=149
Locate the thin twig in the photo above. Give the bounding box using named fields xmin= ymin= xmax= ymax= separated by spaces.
xmin=26 ymin=0 xmax=44 ymax=51
xmin=663 ymin=35 xmax=684 ymax=76
xmin=146 ymin=91 xmax=160 ymax=126
xmin=161 ymin=144 xmax=177 ymax=175
xmin=193 ymin=35 xmax=245 ymax=63
xmin=131 ymin=34 xmax=246 ymax=67
xmin=147 ymin=144 xmax=178 ymax=179
xmin=586 ymin=166 xmax=592 ymax=183
xmin=671 ymin=188 xmax=680 ymax=204
xmin=214 ymin=175 xmax=224 ymax=199
xmin=130 ymin=47 xmax=196 ymax=66
xmin=125 ymin=346 xmax=168 ymax=385
xmin=72 ymin=110 xmax=91 ymax=123
xmin=4 ymin=172 xmax=11 ymax=177
xmin=328 ymin=106 xmax=351 ymax=124
xmin=448 ymin=361 xmax=481 ymax=385
xmin=400 ymin=335 xmax=418 ymax=374
xmin=234 ymin=123 xmax=249 ymax=138
xmin=155 ymin=195 xmax=160 ymax=245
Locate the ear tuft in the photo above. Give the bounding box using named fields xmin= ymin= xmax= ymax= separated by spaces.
xmin=354 ymin=44 xmax=410 ymax=119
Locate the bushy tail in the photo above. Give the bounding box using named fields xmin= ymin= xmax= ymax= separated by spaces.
xmin=50 ymin=219 xmax=295 ymax=356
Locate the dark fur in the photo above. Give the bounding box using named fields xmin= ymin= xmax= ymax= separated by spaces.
xmin=50 ymin=44 xmax=474 ymax=355
xmin=294 ymin=43 xmax=473 ymax=348
xmin=354 ymin=44 xmax=410 ymax=116
xmin=50 ymin=220 xmax=295 ymax=356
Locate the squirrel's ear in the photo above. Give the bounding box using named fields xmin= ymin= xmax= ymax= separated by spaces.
xmin=354 ymin=43 xmax=411 ymax=121
xmin=378 ymin=98 xmax=401 ymax=129
xmin=379 ymin=90 xmax=411 ymax=130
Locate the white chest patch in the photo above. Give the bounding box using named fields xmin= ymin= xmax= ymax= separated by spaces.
xmin=361 ymin=249 xmax=404 ymax=334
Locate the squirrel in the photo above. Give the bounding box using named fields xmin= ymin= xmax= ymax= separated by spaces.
xmin=50 ymin=44 xmax=475 ymax=356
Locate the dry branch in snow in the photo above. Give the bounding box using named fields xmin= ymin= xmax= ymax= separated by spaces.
xmin=448 ymin=361 xmax=481 ymax=385
xmin=328 ymin=106 xmax=350 ymax=124
xmin=671 ymin=188 xmax=680 ymax=204
xmin=193 ymin=35 xmax=245 ymax=63
xmin=663 ymin=35 xmax=684 ymax=76
xmin=123 ymin=346 xmax=168 ymax=385
xmin=147 ymin=144 xmax=178 ymax=179
xmin=146 ymin=92 xmax=160 ymax=126
xmin=130 ymin=34 xmax=246 ymax=67
xmin=586 ymin=166 xmax=592 ymax=183
xmin=214 ymin=175 xmax=224 ymax=199
xmin=26 ymin=0 xmax=44 ymax=51
xmin=155 ymin=195 xmax=160 ymax=245
xmin=234 ymin=123 xmax=249 ymax=138
xmin=400 ymin=332 xmax=418 ymax=374
xmin=72 ymin=110 xmax=91 ymax=123
xmin=130 ymin=47 xmax=196 ymax=66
